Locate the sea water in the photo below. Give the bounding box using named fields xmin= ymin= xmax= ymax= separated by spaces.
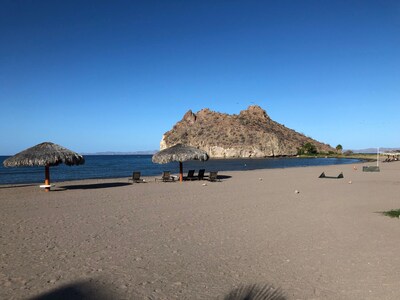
xmin=0 ymin=155 xmax=360 ymax=185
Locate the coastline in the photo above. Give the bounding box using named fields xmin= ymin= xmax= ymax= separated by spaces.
xmin=1 ymin=161 xmax=399 ymax=299
xmin=0 ymin=156 xmax=362 ymax=187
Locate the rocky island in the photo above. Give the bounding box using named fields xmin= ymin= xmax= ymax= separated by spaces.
xmin=160 ymin=105 xmax=335 ymax=158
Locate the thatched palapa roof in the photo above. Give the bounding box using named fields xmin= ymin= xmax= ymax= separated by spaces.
xmin=3 ymin=142 xmax=85 ymax=167
xmin=152 ymin=144 xmax=209 ymax=164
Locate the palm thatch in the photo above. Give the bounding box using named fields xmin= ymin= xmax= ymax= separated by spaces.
xmin=152 ymin=144 xmax=209 ymax=164
xmin=152 ymin=144 xmax=209 ymax=182
xmin=3 ymin=142 xmax=85 ymax=167
xmin=3 ymin=142 xmax=84 ymax=192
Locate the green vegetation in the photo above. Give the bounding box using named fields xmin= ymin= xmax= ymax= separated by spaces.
xmin=296 ymin=142 xmax=377 ymax=162
xmin=298 ymin=152 xmax=377 ymax=161
xmin=382 ymin=209 xmax=400 ymax=218
xmin=297 ymin=142 xmax=318 ymax=155
xmin=341 ymin=153 xmax=377 ymax=161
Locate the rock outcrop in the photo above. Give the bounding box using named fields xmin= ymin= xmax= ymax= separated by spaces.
xmin=160 ymin=105 xmax=335 ymax=158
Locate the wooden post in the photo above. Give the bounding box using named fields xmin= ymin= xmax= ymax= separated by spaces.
xmin=45 ymin=165 xmax=50 ymax=192
xmin=179 ymin=161 xmax=183 ymax=183
xmin=377 ymin=147 xmax=379 ymax=167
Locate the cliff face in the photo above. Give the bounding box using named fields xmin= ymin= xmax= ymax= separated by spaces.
xmin=161 ymin=105 xmax=335 ymax=158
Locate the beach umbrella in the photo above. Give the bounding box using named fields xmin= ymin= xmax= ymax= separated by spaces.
xmin=3 ymin=142 xmax=85 ymax=191
xmin=152 ymin=144 xmax=209 ymax=182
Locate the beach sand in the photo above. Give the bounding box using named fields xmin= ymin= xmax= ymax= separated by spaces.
xmin=1 ymin=161 xmax=400 ymax=299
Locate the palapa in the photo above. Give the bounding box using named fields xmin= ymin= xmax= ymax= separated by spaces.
xmin=3 ymin=142 xmax=85 ymax=191
xmin=152 ymin=144 xmax=209 ymax=182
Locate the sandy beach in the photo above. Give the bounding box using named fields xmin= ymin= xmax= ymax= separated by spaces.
xmin=1 ymin=161 xmax=399 ymax=299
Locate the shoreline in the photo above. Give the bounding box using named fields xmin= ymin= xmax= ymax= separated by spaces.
xmin=0 ymin=157 xmax=365 ymax=188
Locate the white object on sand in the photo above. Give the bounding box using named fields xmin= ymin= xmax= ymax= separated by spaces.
xmin=40 ymin=184 xmax=55 ymax=188
xmin=294 ymin=190 xmax=299 ymax=194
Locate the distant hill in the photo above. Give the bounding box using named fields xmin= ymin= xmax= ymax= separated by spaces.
xmin=160 ymin=105 xmax=335 ymax=158
xmin=350 ymin=148 xmax=400 ymax=154
xmin=82 ymin=151 xmax=157 ymax=155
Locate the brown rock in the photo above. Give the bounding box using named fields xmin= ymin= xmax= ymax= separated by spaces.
xmin=160 ymin=105 xmax=335 ymax=158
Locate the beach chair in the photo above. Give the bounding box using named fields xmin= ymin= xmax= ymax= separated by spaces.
xmin=185 ymin=170 xmax=195 ymax=180
xmin=208 ymin=171 xmax=221 ymax=182
xmin=197 ymin=169 xmax=205 ymax=180
xmin=155 ymin=171 xmax=175 ymax=182
xmin=185 ymin=169 xmax=204 ymax=181
xmin=128 ymin=171 xmax=145 ymax=183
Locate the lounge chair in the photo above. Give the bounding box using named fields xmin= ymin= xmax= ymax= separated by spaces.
xmin=128 ymin=171 xmax=145 ymax=183
xmin=208 ymin=171 xmax=221 ymax=182
xmin=185 ymin=169 xmax=195 ymax=180
xmin=155 ymin=171 xmax=175 ymax=182
xmin=197 ymin=169 xmax=205 ymax=180
xmin=186 ymin=169 xmax=206 ymax=181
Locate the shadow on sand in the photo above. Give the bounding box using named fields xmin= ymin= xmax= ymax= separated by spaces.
xmin=58 ymin=182 xmax=132 ymax=190
xmin=30 ymin=281 xmax=286 ymax=300
xmin=0 ymin=184 xmax=36 ymax=189
xmin=202 ymin=174 xmax=232 ymax=181
xmin=224 ymin=283 xmax=286 ymax=300
xmin=217 ymin=174 xmax=232 ymax=180
xmin=29 ymin=280 xmax=116 ymax=300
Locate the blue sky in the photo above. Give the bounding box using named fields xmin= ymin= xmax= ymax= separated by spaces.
xmin=1 ymin=0 xmax=399 ymax=155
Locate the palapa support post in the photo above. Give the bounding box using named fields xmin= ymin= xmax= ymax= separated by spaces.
xmin=44 ymin=165 xmax=50 ymax=192
xmin=179 ymin=161 xmax=183 ymax=182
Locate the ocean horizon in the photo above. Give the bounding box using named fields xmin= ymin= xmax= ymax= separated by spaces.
xmin=0 ymin=155 xmax=361 ymax=185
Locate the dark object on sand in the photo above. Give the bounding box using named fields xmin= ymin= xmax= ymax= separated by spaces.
xmin=362 ymin=166 xmax=380 ymax=172
xmin=208 ymin=171 xmax=221 ymax=182
xmin=3 ymin=142 xmax=84 ymax=192
xmin=225 ymin=283 xmax=286 ymax=300
xmin=29 ymin=279 xmax=127 ymax=300
xmin=185 ymin=169 xmax=195 ymax=180
xmin=186 ymin=168 xmax=206 ymax=181
xmin=319 ymin=172 xmax=344 ymax=179
xmin=128 ymin=171 xmax=146 ymax=183
xmin=152 ymin=144 xmax=209 ymax=182
xmin=198 ymin=169 xmax=206 ymax=180
xmin=155 ymin=171 xmax=175 ymax=182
